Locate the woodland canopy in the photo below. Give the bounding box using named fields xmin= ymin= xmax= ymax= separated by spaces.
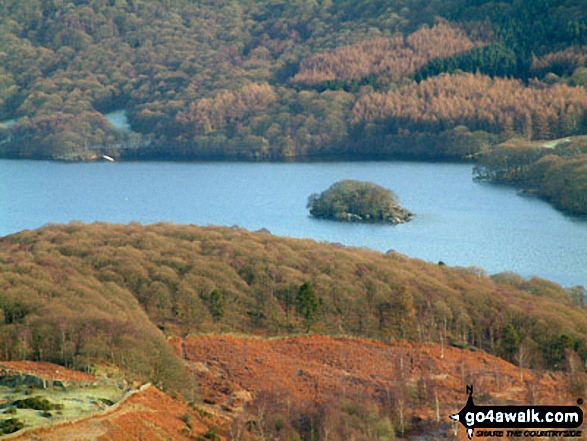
xmin=1 ymin=222 xmax=585 ymax=393
xmin=0 ymin=0 xmax=586 ymax=162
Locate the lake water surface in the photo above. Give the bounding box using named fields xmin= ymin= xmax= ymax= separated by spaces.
xmin=2 ymin=110 xmax=131 ymax=130
xmin=104 ymin=110 xmax=131 ymax=131
xmin=1 ymin=160 xmax=586 ymax=287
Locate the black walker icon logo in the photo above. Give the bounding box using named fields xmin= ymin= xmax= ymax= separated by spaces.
xmin=450 ymin=385 xmax=583 ymax=439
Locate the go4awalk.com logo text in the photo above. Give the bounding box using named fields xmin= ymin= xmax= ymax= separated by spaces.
xmin=450 ymin=385 xmax=583 ymax=439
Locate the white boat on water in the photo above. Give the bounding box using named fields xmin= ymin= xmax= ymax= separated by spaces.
xmin=102 ymin=155 xmax=115 ymax=162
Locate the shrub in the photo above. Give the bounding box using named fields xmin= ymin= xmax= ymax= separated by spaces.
xmin=0 ymin=418 xmax=24 ymax=434
xmin=12 ymin=396 xmax=62 ymax=411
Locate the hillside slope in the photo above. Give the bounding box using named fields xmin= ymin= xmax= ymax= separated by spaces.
xmin=177 ymin=335 xmax=584 ymax=440
xmin=1 ymin=223 xmax=586 ymax=439
xmin=5 ymin=337 xmax=584 ymax=440
xmin=1 ymin=222 xmax=586 ymax=375
xmin=7 ymin=385 xmax=221 ymax=441
xmin=0 ymin=0 xmax=586 ymax=161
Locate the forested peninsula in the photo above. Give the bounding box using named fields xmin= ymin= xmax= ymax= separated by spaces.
xmin=1 ymin=0 xmax=587 ymax=211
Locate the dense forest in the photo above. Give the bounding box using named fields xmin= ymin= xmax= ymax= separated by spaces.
xmin=0 ymin=0 xmax=586 ymax=161
xmin=1 ymin=222 xmax=586 ymax=398
xmin=474 ymin=136 xmax=587 ymax=213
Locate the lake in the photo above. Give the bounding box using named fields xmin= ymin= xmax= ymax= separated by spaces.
xmin=104 ymin=110 xmax=131 ymax=131
xmin=1 ymin=110 xmax=131 ymax=131
xmin=1 ymin=160 xmax=586 ymax=287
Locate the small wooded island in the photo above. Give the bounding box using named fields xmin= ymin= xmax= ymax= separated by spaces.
xmin=307 ymin=180 xmax=413 ymax=224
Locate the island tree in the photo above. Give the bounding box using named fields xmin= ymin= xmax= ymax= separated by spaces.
xmin=307 ymin=180 xmax=413 ymax=224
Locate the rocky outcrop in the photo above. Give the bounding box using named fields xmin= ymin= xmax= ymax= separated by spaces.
xmin=337 ymin=205 xmax=413 ymax=224
xmin=0 ymin=363 xmax=96 ymax=390
xmin=0 ymin=372 xmax=50 ymax=390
